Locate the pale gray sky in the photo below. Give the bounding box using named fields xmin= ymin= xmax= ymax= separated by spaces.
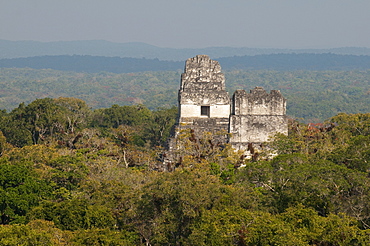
xmin=1 ymin=0 xmax=369 ymax=48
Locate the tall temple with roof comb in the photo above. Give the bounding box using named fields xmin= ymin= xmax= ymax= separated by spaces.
xmin=165 ymin=55 xmax=288 ymax=165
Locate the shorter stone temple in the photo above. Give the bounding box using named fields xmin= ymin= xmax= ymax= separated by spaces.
xmin=166 ymin=55 xmax=288 ymax=163
xmin=229 ymin=87 xmax=288 ymax=153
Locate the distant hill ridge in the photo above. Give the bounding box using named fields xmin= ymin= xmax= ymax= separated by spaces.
xmin=1 ymin=39 xmax=370 ymax=61
xmin=1 ymin=53 xmax=370 ymax=73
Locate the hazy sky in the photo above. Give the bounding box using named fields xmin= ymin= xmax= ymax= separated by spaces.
xmin=1 ymin=0 xmax=369 ymax=49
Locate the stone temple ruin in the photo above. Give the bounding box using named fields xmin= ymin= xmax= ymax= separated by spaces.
xmin=166 ymin=55 xmax=288 ymax=163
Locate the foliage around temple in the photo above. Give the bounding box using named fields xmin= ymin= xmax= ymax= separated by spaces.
xmin=1 ymin=97 xmax=370 ymax=245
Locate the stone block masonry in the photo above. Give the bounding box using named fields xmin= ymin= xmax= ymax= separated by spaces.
xmin=229 ymin=87 xmax=288 ymax=153
xmin=178 ymin=55 xmax=230 ymax=136
xmin=165 ymin=55 xmax=288 ymax=165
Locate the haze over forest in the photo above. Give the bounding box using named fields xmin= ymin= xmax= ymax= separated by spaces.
xmin=2 ymin=39 xmax=370 ymax=61
xmin=2 ymin=1 xmax=370 ymax=244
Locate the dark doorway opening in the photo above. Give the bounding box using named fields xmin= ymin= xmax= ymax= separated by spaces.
xmin=201 ymin=106 xmax=210 ymax=117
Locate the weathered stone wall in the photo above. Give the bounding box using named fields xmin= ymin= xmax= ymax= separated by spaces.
xmin=229 ymin=87 xmax=288 ymax=153
xmin=180 ymin=104 xmax=230 ymax=119
xmin=232 ymin=87 xmax=286 ymax=116
xmin=180 ymin=55 xmax=225 ymax=88
xmin=178 ymin=118 xmax=230 ymax=135
xmin=179 ymin=91 xmax=230 ymax=105
xmin=229 ymin=115 xmax=288 ymax=145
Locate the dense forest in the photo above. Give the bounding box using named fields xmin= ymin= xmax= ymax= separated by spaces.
xmin=1 ymin=98 xmax=370 ymax=245
xmin=1 ymin=68 xmax=370 ymax=123
xmin=1 ymin=54 xmax=370 ymax=244
xmin=0 ymin=55 xmax=183 ymax=73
